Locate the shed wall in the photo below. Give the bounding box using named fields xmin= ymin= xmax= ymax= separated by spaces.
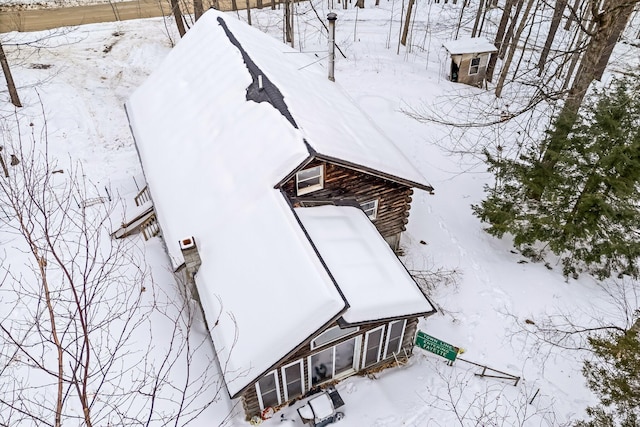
xmin=453 ymin=52 xmax=491 ymax=87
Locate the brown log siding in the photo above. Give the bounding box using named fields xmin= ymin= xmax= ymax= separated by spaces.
xmin=241 ymin=317 xmax=420 ymax=419
xmin=281 ymin=159 xmax=414 ymax=240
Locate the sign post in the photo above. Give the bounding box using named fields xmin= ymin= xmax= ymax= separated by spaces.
xmin=414 ymin=331 xmax=459 ymax=362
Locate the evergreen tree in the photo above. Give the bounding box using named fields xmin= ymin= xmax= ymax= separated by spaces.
xmin=473 ymin=77 xmax=640 ymax=278
xmin=575 ymin=319 xmax=640 ymax=427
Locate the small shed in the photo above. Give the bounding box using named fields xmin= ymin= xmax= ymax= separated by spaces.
xmin=443 ymin=37 xmax=497 ymax=87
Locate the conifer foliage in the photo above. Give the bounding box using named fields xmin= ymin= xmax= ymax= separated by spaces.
xmin=576 ymin=321 xmax=640 ymax=427
xmin=473 ymin=77 xmax=640 ymax=278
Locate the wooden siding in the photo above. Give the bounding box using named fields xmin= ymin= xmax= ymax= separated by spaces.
xmin=282 ymin=159 xmax=414 ymax=242
xmin=241 ymin=317 xmax=421 ymax=419
xmin=453 ymin=52 xmax=491 ymax=87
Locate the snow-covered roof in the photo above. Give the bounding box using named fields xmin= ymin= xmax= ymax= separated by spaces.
xmin=443 ymin=37 xmax=497 ymax=55
xmin=296 ymin=205 xmax=434 ymax=324
xmin=126 ymin=9 xmax=433 ymax=398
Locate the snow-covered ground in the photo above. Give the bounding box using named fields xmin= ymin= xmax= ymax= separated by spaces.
xmin=1 ymin=2 xmax=638 ymax=426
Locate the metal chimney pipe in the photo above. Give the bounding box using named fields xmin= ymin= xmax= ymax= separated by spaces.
xmin=327 ymin=13 xmax=337 ymax=82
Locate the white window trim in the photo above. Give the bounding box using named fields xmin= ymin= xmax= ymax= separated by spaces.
xmin=255 ymin=370 xmax=281 ymax=411
xmin=296 ymin=165 xmax=324 ymax=195
xmin=361 ymin=326 xmax=385 ymax=369
xmin=360 ymin=199 xmax=379 ymax=220
xmin=281 ymin=360 xmax=305 ymax=401
xmin=469 ymin=56 xmax=481 ymax=75
xmin=383 ymin=319 xmax=407 ymax=359
xmin=308 ymin=347 xmax=334 ymax=389
xmin=311 ymin=325 xmax=359 ymax=350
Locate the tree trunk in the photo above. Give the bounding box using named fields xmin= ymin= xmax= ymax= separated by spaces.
xmin=170 ymin=0 xmax=186 ymax=37
xmin=500 ymin=0 xmax=525 ymax=59
xmin=246 ymin=0 xmax=252 ymax=25
xmin=564 ymin=0 xmax=583 ymax=30
xmin=538 ymin=0 xmax=567 ymax=75
xmin=561 ymin=17 xmax=592 ymax=91
xmin=401 ymin=0 xmax=415 ymax=46
xmin=512 ymin=0 xmax=541 ymax=80
xmin=593 ymin=1 xmax=635 ymax=80
xmin=454 ymin=0 xmax=468 ymax=39
xmin=533 ymin=0 xmax=639 ymax=199
xmin=495 ymin=0 xmax=535 ymax=98
xmin=231 ymin=0 xmax=238 ymax=11
xmin=471 ymin=0 xmax=487 ymax=37
xmin=486 ymin=0 xmax=514 ymax=81
xmin=0 ymin=41 xmax=21 ymax=107
xmin=194 ymin=0 xmax=204 ymax=20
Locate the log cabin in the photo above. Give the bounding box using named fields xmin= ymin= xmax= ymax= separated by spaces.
xmin=443 ymin=37 xmax=497 ymax=88
xmin=126 ymin=9 xmax=437 ymax=420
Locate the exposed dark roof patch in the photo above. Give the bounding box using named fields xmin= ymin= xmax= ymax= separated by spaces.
xmin=217 ymin=17 xmax=298 ymax=129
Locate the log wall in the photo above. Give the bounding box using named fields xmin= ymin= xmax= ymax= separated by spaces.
xmin=241 ymin=316 xmax=421 ymax=419
xmin=281 ymin=159 xmax=414 ymax=245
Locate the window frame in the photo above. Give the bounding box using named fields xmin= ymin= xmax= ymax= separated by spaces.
xmin=311 ymin=325 xmax=359 ymax=350
xmin=469 ymin=56 xmax=481 ymax=75
xmin=255 ymin=369 xmax=282 ymax=411
xmin=296 ymin=165 xmax=324 ymax=195
xmin=383 ymin=319 xmax=407 ymax=359
xmin=360 ymin=199 xmax=379 ymax=220
xmin=308 ymin=336 xmax=360 ymax=389
xmin=281 ymin=360 xmax=305 ymax=401
xmin=361 ymin=326 xmax=385 ymax=369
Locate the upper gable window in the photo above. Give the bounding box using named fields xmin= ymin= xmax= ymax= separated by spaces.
xmin=469 ymin=57 xmax=481 ymax=75
xmin=360 ymin=199 xmax=379 ymax=220
xmin=296 ymin=165 xmax=324 ymax=195
xmin=311 ymin=325 xmax=359 ymax=349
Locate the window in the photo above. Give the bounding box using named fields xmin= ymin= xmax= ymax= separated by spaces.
xmin=256 ymin=370 xmax=281 ymax=410
xmin=309 ymin=347 xmax=334 ymax=387
xmin=360 ymin=199 xmax=379 ymax=220
xmin=311 ymin=326 xmax=359 ymax=349
xmin=282 ymin=360 xmax=305 ymax=400
xmin=362 ymin=326 xmax=385 ymax=368
xmin=296 ymin=165 xmax=324 ymax=195
xmin=469 ymin=57 xmax=481 ymax=75
xmin=383 ymin=319 xmax=407 ymax=359
xmin=309 ymin=336 xmax=359 ymax=388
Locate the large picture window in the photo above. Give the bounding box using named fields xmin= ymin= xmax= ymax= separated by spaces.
xmin=296 ymin=165 xmax=324 ymax=195
xmin=309 ymin=336 xmax=359 ymax=388
xmin=256 ymin=370 xmax=281 ymax=410
xmin=383 ymin=319 xmax=407 ymax=359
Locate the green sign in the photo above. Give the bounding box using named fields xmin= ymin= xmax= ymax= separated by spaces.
xmin=415 ymin=331 xmax=459 ymax=362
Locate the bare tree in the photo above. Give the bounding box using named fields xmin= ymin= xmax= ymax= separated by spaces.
xmin=170 ymin=0 xmax=187 ymax=37
xmin=0 ymin=113 xmax=233 ymax=426
xmin=0 ymin=40 xmax=21 ymax=108
xmin=414 ymin=355 xmax=565 ymax=426
xmin=495 ymin=0 xmax=536 ymax=97
xmin=400 ymin=0 xmax=416 ymax=46
xmin=537 ymin=0 xmax=567 ymax=75
xmin=486 ymin=0 xmax=515 ymax=81
xmin=532 ymin=0 xmax=639 ymax=198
